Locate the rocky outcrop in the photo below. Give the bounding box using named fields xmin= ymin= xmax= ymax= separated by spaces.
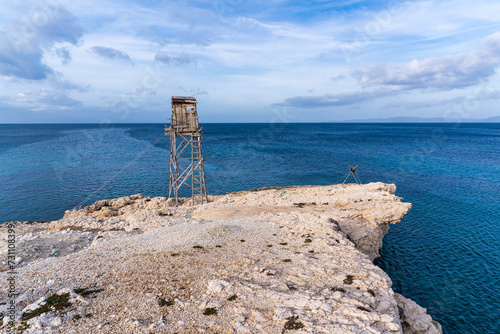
xmin=0 ymin=183 xmax=441 ymax=333
xmin=395 ymin=294 xmax=443 ymax=334
xmin=62 ymin=194 xmax=177 ymax=219
xmin=193 ymin=182 xmax=411 ymax=260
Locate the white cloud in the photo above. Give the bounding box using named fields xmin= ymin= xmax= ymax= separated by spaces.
xmin=12 ymin=88 xmax=82 ymax=111
xmin=0 ymin=6 xmax=83 ymax=80
xmin=279 ymin=87 xmax=401 ymax=108
xmin=89 ymin=46 xmax=135 ymax=65
xmin=281 ymin=32 xmax=500 ymax=110
xmin=154 ymin=51 xmax=197 ymax=66
xmin=385 ymin=88 xmax=500 ymax=109
xmin=56 ymin=47 xmax=72 ymax=64
xmin=2 ymin=0 xmax=500 ymax=121
xmin=331 ymin=74 xmax=347 ymax=81
xmin=352 ymin=33 xmax=500 ymax=90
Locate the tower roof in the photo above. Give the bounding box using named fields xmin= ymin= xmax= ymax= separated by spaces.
xmin=172 ymin=96 xmax=197 ymax=103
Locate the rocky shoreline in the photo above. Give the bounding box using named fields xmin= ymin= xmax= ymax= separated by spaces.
xmin=0 ymin=183 xmax=442 ymax=333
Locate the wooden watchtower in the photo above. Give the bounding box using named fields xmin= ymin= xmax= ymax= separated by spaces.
xmin=166 ymin=96 xmax=208 ymax=205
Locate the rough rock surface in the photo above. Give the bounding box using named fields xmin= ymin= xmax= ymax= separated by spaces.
xmin=0 ymin=183 xmax=442 ymax=333
xmin=395 ymin=294 xmax=443 ymax=334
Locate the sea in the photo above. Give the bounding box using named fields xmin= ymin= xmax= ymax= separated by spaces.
xmin=0 ymin=123 xmax=499 ymax=333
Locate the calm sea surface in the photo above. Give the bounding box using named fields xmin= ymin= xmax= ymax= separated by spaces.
xmin=0 ymin=123 xmax=499 ymax=333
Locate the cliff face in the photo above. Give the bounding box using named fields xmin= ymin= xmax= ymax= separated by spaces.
xmin=0 ymin=183 xmax=442 ymax=334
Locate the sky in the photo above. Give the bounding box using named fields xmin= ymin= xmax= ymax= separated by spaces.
xmin=1 ymin=0 xmax=500 ymax=123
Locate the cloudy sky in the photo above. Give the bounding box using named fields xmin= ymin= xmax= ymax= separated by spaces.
xmin=1 ymin=0 xmax=500 ymax=123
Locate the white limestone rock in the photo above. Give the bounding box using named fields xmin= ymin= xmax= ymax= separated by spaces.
xmin=0 ymin=183 xmax=442 ymax=334
xmin=395 ymin=293 xmax=443 ymax=334
xmin=26 ymin=313 xmax=62 ymax=333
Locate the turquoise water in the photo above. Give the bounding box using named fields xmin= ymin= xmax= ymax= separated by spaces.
xmin=0 ymin=123 xmax=499 ymax=333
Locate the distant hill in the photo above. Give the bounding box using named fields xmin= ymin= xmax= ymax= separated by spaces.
xmin=345 ymin=116 xmax=500 ymax=123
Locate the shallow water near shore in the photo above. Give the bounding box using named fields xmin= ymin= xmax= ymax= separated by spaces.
xmin=1 ymin=122 xmax=499 ymax=333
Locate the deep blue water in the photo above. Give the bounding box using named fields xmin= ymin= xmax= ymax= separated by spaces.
xmin=1 ymin=123 xmax=499 ymax=333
